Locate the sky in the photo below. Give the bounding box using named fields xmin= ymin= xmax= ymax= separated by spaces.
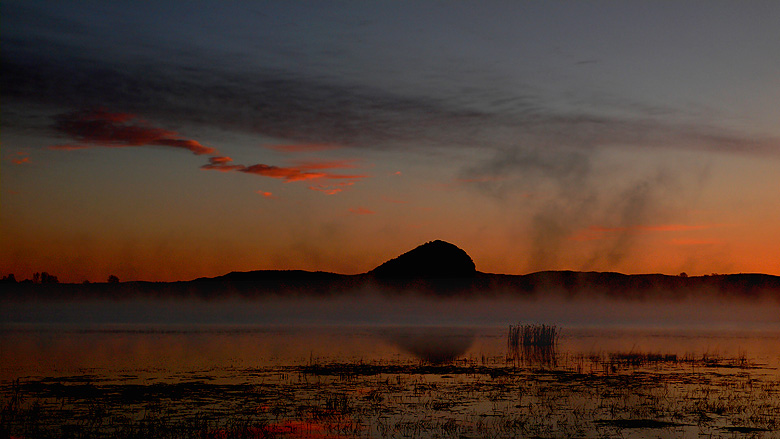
xmin=2 ymin=1 xmax=780 ymax=282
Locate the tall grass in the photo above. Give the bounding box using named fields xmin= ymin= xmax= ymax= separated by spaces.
xmin=507 ymin=324 xmax=559 ymax=367
xmin=508 ymin=324 xmax=558 ymax=348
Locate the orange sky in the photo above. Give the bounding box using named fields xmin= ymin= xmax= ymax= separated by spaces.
xmin=3 ymin=2 xmax=780 ymax=282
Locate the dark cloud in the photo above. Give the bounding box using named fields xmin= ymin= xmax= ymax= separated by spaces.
xmin=2 ymin=53 xmax=489 ymax=150
xmin=4 ymin=39 xmax=777 ymax=159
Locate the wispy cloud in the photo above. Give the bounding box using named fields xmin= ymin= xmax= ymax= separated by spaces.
xmin=349 ymin=207 xmax=375 ymax=215
xmin=257 ymin=191 xmax=277 ymax=199
xmin=239 ymin=164 xmax=328 ymax=182
xmin=202 ymin=157 xmax=367 ymax=184
xmin=10 ymin=152 xmax=30 ymax=165
xmin=309 ymin=182 xmax=355 ymax=195
xmin=570 ymin=224 xmax=724 ymax=241
xmin=10 ymin=44 xmax=777 ymax=162
xmin=50 ymin=109 xmax=215 ymax=155
xmin=49 ymin=145 xmax=90 ymax=151
xmin=591 ymin=224 xmax=720 ymax=233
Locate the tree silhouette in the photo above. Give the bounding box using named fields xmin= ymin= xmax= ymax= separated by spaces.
xmin=32 ymin=272 xmax=59 ymax=283
xmin=108 ymin=275 xmax=119 ymax=283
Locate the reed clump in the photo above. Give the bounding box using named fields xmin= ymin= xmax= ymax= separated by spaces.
xmin=508 ymin=324 xmax=559 ymax=348
xmin=507 ymin=324 xmax=559 ymax=367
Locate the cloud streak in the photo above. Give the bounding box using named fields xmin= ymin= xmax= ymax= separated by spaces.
xmin=201 ymin=157 xmax=367 ymax=184
xmin=257 ymin=191 xmax=276 ymax=199
xmin=10 ymin=152 xmax=30 ymax=165
xmin=6 ymin=37 xmax=777 ymax=164
xmin=51 ymin=110 xmax=215 ymax=155
xmin=309 ymin=182 xmax=355 ymax=195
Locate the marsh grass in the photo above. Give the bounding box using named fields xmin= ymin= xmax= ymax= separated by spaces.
xmin=507 ymin=324 xmax=559 ymax=367
xmin=4 ymin=356 xmax=779 ymax=439
xmin=3 ymin=327 xmax=780 ymax=439
xmin=507 ymin=324 xmax=558 ymax=348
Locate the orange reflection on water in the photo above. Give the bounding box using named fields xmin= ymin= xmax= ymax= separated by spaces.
xmin=2 ymin=324 xmax=780 ymax=383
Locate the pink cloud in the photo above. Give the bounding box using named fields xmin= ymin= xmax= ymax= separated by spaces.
xmin=257 ymin=191 xmax=277 ymax=199
xmin=52 ymin=109 xmax=215 ymax=155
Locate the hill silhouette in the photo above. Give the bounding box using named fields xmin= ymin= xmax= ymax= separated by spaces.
xmin=3 ymin=240 xmax=780 ymax=300
xmin=369 ymin=240 xmax=476 ymax=279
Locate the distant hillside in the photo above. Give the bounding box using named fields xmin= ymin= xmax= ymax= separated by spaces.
xmin=2 ymin=240 xmax=780 ymax=300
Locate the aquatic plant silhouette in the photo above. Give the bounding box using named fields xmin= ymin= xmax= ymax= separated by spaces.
xmin=507 ymin=324 xmax=559 ymax=367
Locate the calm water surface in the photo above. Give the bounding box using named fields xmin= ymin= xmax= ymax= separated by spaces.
xmin=3 ymin=324 xmax=779 ymax=383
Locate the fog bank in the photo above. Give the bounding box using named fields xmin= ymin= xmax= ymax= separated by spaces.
xmin=2 ymin=294 xmax=778 ymax=330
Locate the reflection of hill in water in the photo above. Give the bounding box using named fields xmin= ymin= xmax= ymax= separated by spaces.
xmin=382 ymin=327 xmax=475 ymax=364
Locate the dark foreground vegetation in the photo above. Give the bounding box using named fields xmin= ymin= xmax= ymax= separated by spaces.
xmin=3 ymin=346 xmax=779 ymax=438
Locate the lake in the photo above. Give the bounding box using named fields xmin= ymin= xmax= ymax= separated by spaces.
xmin=2 ymin=296 xmax=780 ymax=438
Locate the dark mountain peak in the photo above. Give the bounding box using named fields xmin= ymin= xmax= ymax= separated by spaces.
xmin=369 ymin=240 xmax=477 ymax=279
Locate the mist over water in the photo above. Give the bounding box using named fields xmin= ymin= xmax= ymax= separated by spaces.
xmin=3 ymin=288 xmax=778 ymax=378
xmin=2 ymin=293 xmax=778 ymax=330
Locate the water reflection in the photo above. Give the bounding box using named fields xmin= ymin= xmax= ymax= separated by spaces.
xmin=2 ymin=325 xmax=780 ymax=382
xmin=506 ymin=324 xmax=559 ymax=367
xmin=507 ymin=345 xmax=557 ymax=367
xmin=380 ymin=327 xmax=475 ymax=364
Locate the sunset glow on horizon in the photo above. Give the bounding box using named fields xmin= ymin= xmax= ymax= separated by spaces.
xmin=3 ymin=1 xmax=780 ymax=282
